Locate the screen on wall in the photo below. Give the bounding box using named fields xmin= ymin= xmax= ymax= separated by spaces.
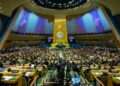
xmin=11 ymin=9 xmax=53 ymax=34
xmin=67 ymin=8 xmax=111 ymax=34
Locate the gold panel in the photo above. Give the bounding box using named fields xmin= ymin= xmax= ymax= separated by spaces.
xmin=52 ymin=16 xmax=69 ymax=47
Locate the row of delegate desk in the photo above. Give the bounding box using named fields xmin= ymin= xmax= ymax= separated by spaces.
xmin=0 ymin=64 xmax=42 ymax=86
xmin=91 ymin=66 xmax=120 ymax=86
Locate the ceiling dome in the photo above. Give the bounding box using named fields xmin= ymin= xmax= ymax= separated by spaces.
xmin=33 ymin=0 xmax=87 ymax=9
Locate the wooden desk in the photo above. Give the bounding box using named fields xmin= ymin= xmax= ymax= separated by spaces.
xmin=112 ymin=76 xmax=120 ymax=84
xmin=91 ymin=70 xmax=103 ymax=77
xmin=91 ymin=70 xmax=104 ymax=86
xmin=1 ymin=75 xmax=20 ymax=83
xmin=91 ymin=69 xmax=120 ymax=86
xmin=0 ymin=66 xmax=37 ymax=86
xmin=0 ymin=74 xmax=23 ymax=86
xmin=6 ymin=66 xmax=36 ymax=76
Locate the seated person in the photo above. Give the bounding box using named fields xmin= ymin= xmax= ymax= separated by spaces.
xmin=71 ymin=72 xmax=81 ymax=86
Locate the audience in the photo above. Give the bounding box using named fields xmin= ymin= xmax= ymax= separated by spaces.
xmin=0 ymin=46 xmax=120 ymax=85
xmin=0 ymin=46 xmax=119 ymax=69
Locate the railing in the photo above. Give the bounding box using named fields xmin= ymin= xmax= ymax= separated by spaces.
xmin=43 ymin=81 xmax=58 ymax=86
xmin=94 ymin=76 xmax=105 ymax=86
xmin=30 ymin=75 xmax=39 ymax=86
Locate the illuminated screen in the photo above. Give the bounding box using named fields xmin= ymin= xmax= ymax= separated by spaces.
xmin=67 ymin=8 xmax=111 ymax=34
xmin=11 ymin=9 xmax=53 ymax=34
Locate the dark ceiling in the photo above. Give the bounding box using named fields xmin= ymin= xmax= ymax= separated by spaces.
xmin=0 ymin=0 xmax=120 ymax=16
xmin=33 ymin=0 xmax=87 ymax=9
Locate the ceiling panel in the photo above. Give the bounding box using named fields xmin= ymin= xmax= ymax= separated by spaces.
xmin=0 ymin=0 xmax=120 ymax=16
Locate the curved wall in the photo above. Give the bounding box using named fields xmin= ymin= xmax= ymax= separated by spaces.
xmin=11 ymin=9 xmax=53 ymax=34
xmin=0 ymin=18 xmax=2 ymax=36
xmin=67 ymin=8 xmax=111 ymax=34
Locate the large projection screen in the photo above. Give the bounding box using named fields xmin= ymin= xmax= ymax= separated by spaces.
xmin=10 ymin=9 xmax=53 ymax=35
xmin=67 ymin=8 xmax=111 ymax=35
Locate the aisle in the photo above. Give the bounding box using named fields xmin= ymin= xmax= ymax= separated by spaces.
xmin=36 ymin=70 xmax=57 ymax=86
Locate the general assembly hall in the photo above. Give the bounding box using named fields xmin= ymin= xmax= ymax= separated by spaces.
xmin=0 ymin=0 xmax=120 ymax=86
